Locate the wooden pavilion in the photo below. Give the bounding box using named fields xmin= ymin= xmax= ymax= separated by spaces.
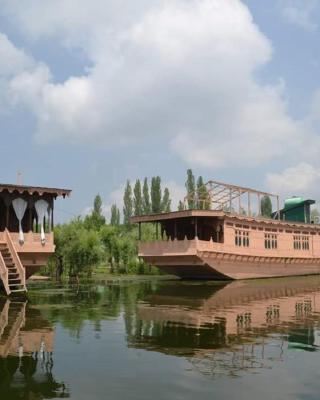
xmin=0 ymin=183 xmax=71 ymax=294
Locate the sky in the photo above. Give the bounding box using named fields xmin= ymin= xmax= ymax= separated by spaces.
xmin=1 ymin=0 xmax=320 ymax=221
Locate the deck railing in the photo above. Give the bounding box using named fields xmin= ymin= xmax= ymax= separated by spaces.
xmin=0 ymin=250 xmax=10 ymax=295
xmin=138 ymin=238 xmax=223 ymax=256
xmin=0 ymin=231 xmax=54 ymax=253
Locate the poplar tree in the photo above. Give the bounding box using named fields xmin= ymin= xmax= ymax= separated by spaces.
xmin=197 ymin=176 xmax=211 ymax=210
xmin=123 ymin=180 xmax=133 ymax=225
xmin=261 ymin=195 xmax=272 ymax=218
xmin=178 ymin=200 xmax=185 ymax=211
xmin=110 ymin=204 xmax=120 ymax=226
xmin=161 ymin=187 xmax=171 ymax=213
xmin=186 ymin=169 xmax=196 ymax=209
xmin=133 ymin=179 xmax=143 ymax=216
xmin=142 ymin=178 xmax=151 ymax=215
xmin=84 ymin=194 xmax=106 ymax=230
xmin=151 ymin=176 xmax=162 ymax=214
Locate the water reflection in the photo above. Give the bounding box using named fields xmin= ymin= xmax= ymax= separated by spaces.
xmin=2 ymin=277 xmax=320 ymax=398
xmin=127 ymin=276 xmax=320 ymax=377
xmin=0 ymin=298 xmax=69 ymax=398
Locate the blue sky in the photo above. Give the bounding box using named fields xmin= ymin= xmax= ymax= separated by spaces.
xmin=0 ymin=0 xmax=320 ymax=221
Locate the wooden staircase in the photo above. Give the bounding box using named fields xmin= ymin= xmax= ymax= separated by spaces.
xmin=0 ymin=229 xmax=27 ymax=295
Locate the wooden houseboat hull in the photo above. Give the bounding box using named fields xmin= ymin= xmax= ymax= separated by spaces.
xmin=143 ymin=253 xmax=320 ymax=280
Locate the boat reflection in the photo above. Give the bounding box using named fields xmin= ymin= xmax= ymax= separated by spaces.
xmin=0 ymin=298 xmax=69 ymax=398
xmin=127 ymin=276 xmax=320 ymax=377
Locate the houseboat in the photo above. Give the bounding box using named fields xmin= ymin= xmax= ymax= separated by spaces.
xmin=132 ymin=180 xmax=320 ymax=280
xmin=0 ymin=183 xmax=71 ymax=294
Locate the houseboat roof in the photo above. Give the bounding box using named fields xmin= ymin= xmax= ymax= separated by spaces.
xmin=131 ymin=210 xmax=320 ymax=230
xmin=0 ymin=183 xmax=71 ymax=198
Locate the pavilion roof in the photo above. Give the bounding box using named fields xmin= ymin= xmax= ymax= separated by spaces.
xmin=0 ymin=183 xmax=71 ymax=198
xmin=131 ymin=210 xmax=320 ymax=230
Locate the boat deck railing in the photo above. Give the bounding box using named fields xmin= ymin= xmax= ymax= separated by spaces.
xmin=0 ymin=231 xmax=54 ymax=253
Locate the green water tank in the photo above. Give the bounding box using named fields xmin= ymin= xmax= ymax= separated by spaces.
xmin=281 ymin=197 xmax=315 ymax=223
xmin=284 ymin=197 xmax=304 ymax=209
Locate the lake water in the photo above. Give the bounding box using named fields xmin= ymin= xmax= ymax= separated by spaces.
xmin=2 ymin=275 xmax=320 ymax=400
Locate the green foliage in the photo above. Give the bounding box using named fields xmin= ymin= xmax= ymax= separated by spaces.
xmin=142 ymin=178 xmax=151 ymax=214
xmin=133 ymin=179 xmax=143 ymax=216
xmin=178 ymin=200 xmax=185 ymax=211
xmin=161 ymin=187 xmax=171 ymax=213
xmin=196 ymin=176 xmax=211 ymax=210
xmin=84 ymin=194 xmax=106 ymax=230
xmin=261 ymin=195 xmax=272 ymax=218
xmin=186 ymin=169 xmax=196 ymax=209
xmin=123 ymin=180 xmax=133 ymax=226
xmin=54 ymin=219 xmax=102 ymax=277
xmin=110 ymin=204 xmax=120 ymax=226
xmin=151 ymin=176 xmax=162 ymax=214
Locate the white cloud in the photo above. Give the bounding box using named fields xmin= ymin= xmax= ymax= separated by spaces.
xmin=266 ymin=163 xmax=320 ymax=198
xmin=0 ymin=33 xmax=32 ymax=76
xmin=0 ymin=0 xmax=320 ymax=169
xmin=279 ymin=0 xmax=318 ymax=31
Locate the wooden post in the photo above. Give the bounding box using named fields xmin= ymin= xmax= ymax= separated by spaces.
xmin=5 ymin=205 xmax=9 ymax=229
xmin=174 ymin=220 xmax=177 ymax=240
xmin=195 ymin=217 xmax=198 ymax=239
xmin=29 ymin=208 xmax=33 ymax=232
xmin=4 ymin=194 xmax=10 ymax=229
xmin=156 ymin=222 xmax=159 ymax=240
xmin=138 ymin=222 xmax=141 ymax=241
xmin=51 ymin=203 xmax=54 ymax=231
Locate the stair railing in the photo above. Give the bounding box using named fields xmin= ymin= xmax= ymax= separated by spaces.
xmin=5 ymin=229 xmax=26 ymax=291
xmin=0 ymin=251 xmax=10 ymax=295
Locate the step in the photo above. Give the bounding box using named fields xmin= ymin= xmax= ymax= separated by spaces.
xmin=10 ymin=289 xmax=26 ymax=293
xmin=9 ymin=285 xmax=25 ymax=290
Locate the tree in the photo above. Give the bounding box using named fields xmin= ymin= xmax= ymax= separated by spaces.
xmin=123 ymin=180 xmax=133 ymax=226
xmin=196 ymin=176 xmax=211 ymax=210
xmin=133 ymin=179 xmax=143 ymax=216
xmin=311 ymin=208 xmax=320 ymax=223
xmin=261 ymin=195 xmax=272 ymax=218
xmin=178 ymin=200 xmax=185 ymax=211
xmin=151 ymin=176 xmax=162 ymax=214
xmin=110 ymin=204 xmax=120 ymax=226
xmin=142 ymin=178 xmax=151 ymax=215
xmin=84 ymin=194 xmax=105 ymax=230
xmin=161 ymin=187 xmax=171 ymax=213
xmin=186 ymin=169 xmax=196 ymax=209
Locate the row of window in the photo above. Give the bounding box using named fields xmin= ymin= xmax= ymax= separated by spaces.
xmin=293 ymin=235 xmax=310 ymax=250
xmin=235 ymin=230 xmax=250 ymax=247
xmin=265 ymin=234 xmax=277 ymax=249
xmin=234 ymin=230 xmax=310 ymax=250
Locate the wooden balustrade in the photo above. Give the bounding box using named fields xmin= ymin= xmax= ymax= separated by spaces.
xmin=138 ymin=239 xmax=221 ymax=256
xmin=0 ymin=251 xmax=10 ymax=295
